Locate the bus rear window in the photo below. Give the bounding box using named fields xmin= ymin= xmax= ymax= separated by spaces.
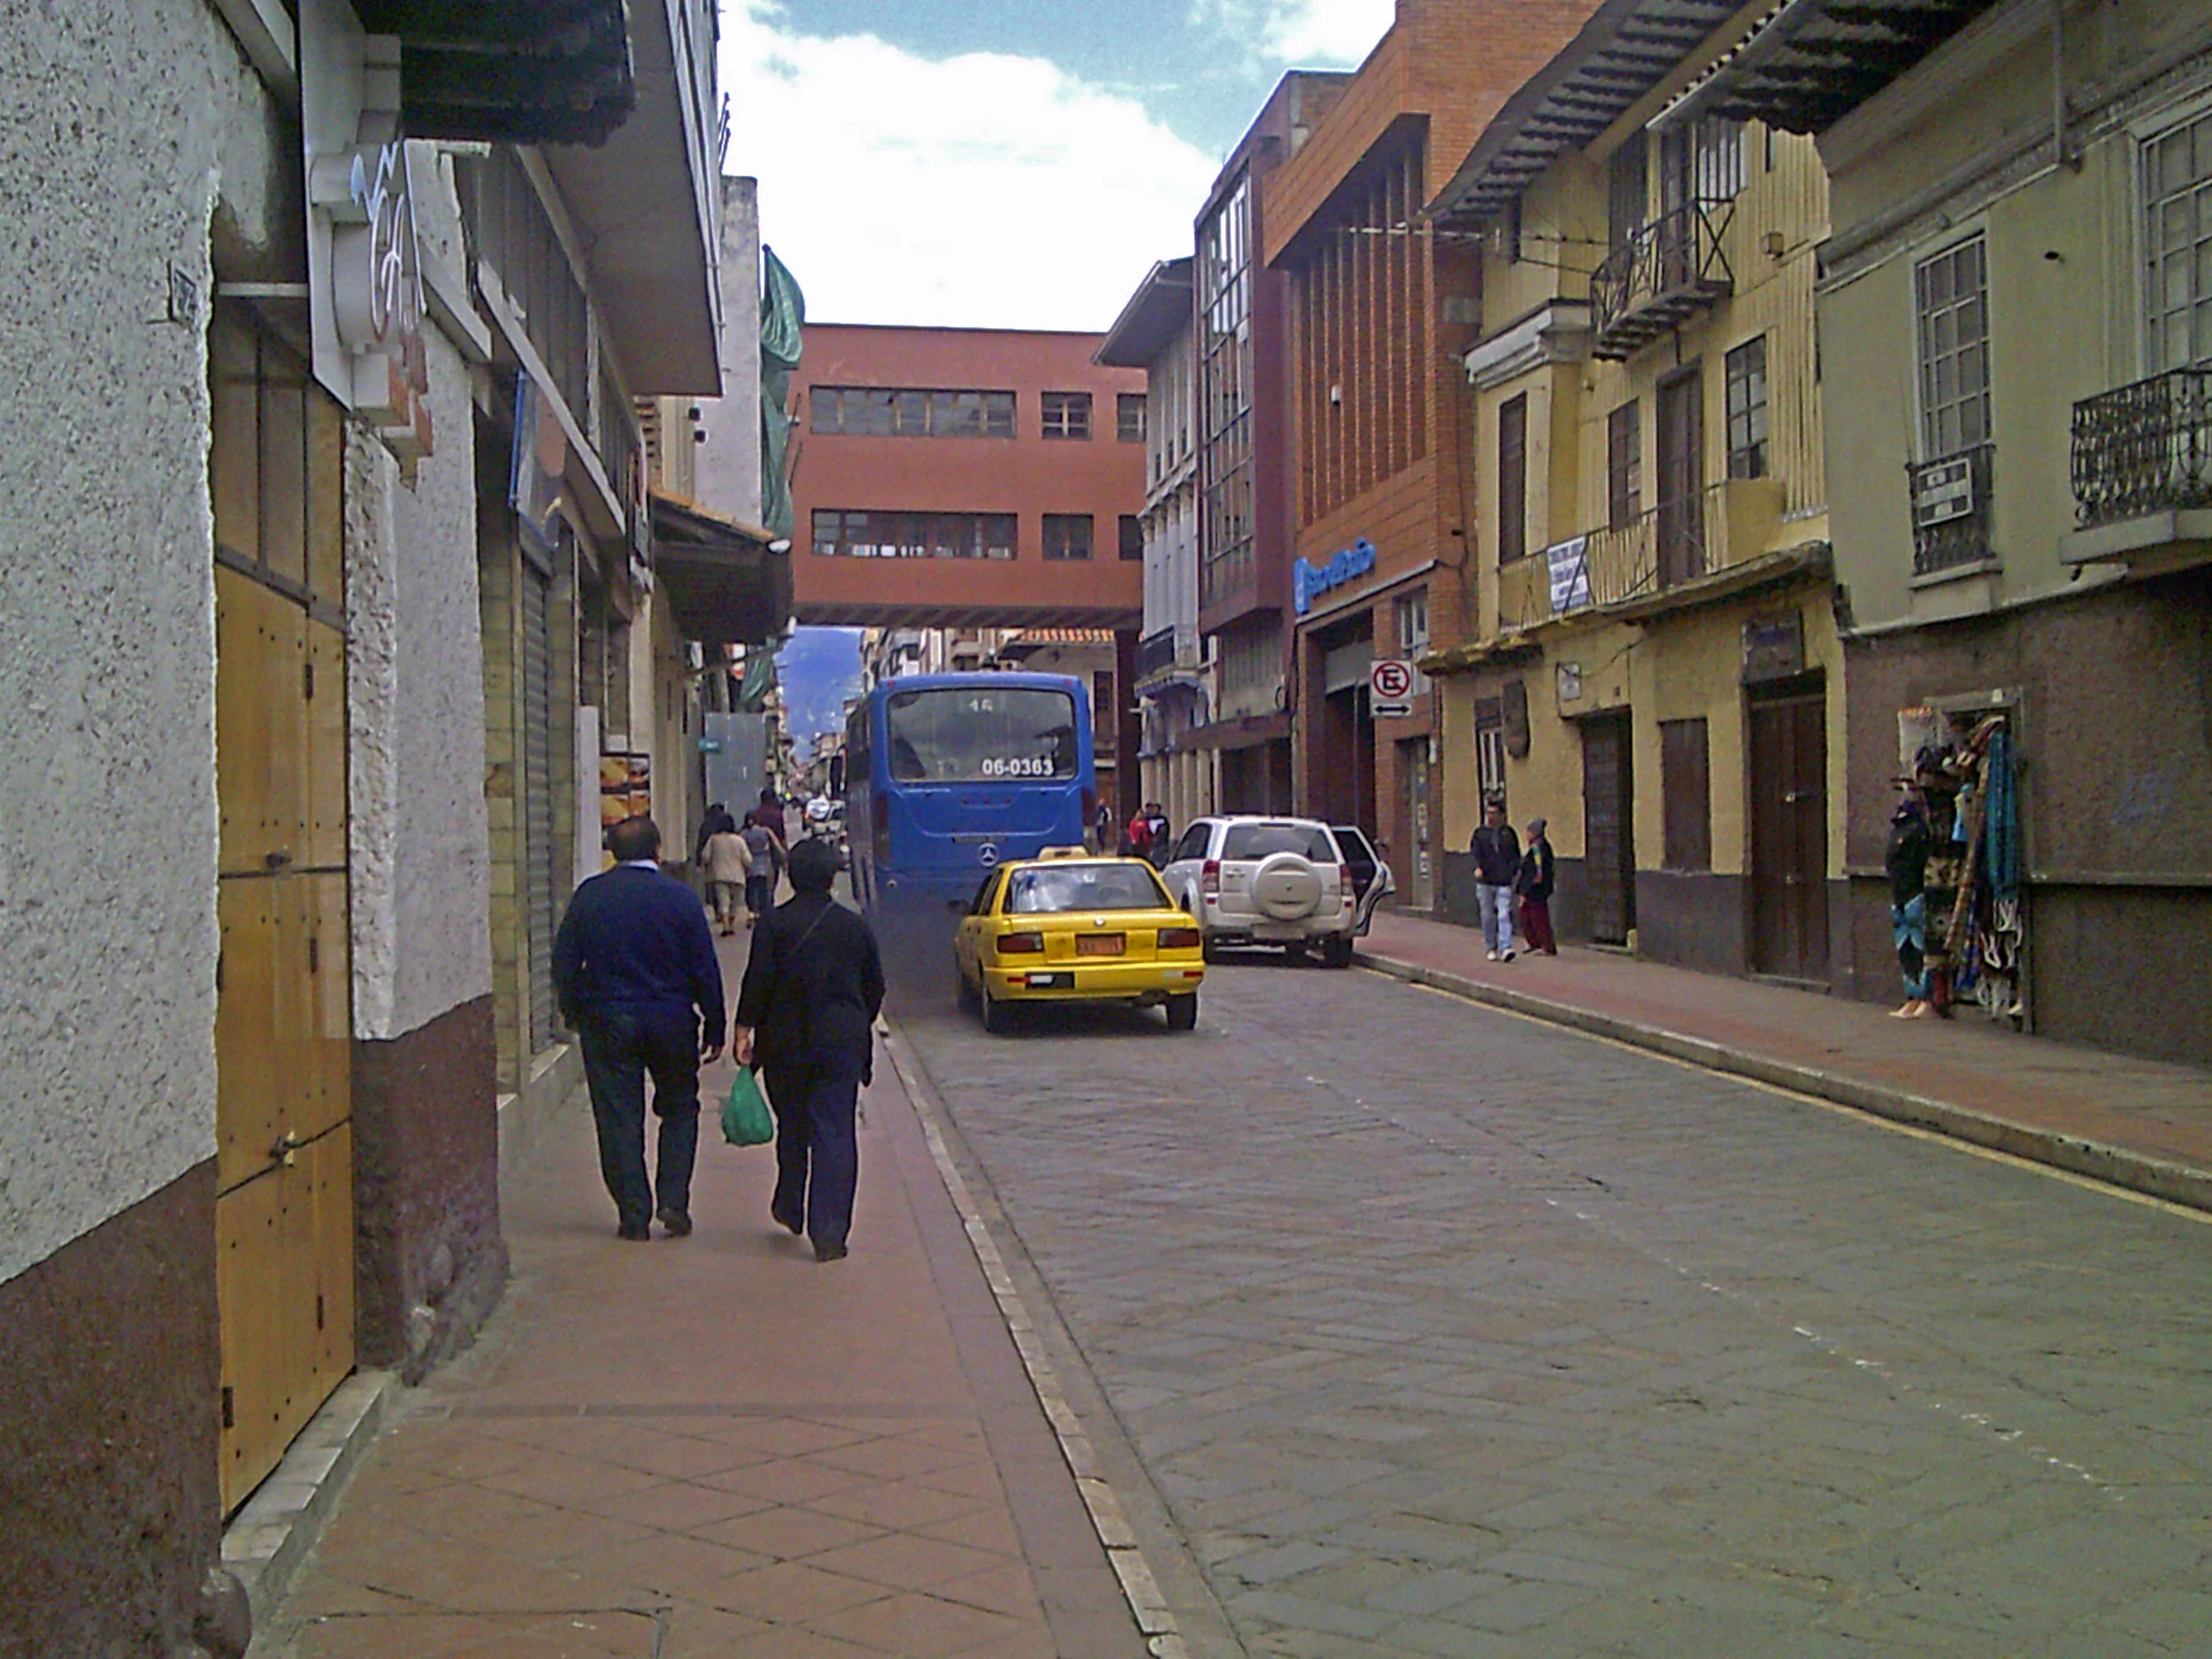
xmin=886 ymin=687 xmax=1079 ymax=784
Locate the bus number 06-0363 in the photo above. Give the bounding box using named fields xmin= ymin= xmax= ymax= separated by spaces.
xmin=979 ymin=757 xmax=1054 ymax=778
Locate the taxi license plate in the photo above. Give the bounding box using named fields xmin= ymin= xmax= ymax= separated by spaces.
xmin=1075 ymin=934 xmax=1125 ymax=956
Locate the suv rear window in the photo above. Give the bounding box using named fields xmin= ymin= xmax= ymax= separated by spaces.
xmin=1220 ymin=823 xmax=1335 ymax=862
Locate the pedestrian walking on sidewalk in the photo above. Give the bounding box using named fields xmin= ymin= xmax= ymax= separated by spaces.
xmin=1471 ymin=797 xmax=1521 ymax=961
xmin=1517 ymin=817 xmax=1557 ymax=956
xmin=702 ymin=819 xmax=753 ymax=936
xmin=553 ymin=816 xmax=726 ymax=1241
xmin=735 ymin=837 xmax=886 ymax=1263
xmin=741 ymin=809 xmax=784 ymax=926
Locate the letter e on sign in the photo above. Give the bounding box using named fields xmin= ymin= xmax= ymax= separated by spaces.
xmin=1371 ymin=659 xmax=1415 ymax=718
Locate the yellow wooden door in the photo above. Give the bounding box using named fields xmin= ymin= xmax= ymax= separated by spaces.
xmin=211 ymin=313 xmax=355 ymax=1515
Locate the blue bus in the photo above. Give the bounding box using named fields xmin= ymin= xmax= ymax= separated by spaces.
xmin=845 ymin=672 xmax=1095 ymax=916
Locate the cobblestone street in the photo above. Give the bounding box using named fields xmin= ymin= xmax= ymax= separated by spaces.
xmin=897 ymin=959 xmax=2212 ymax=1658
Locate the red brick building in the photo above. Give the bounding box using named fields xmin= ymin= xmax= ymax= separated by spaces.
xmin=787 ymin=325 xmax=1147 ymax=804
xmin=1263 ymin=0 xmax=1601 ymax=910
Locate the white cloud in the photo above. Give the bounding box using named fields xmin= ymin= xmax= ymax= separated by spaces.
xmin=1190 ymin=0 xmax=1394 ymax=67
xmin=718 ymin=4 xmax=1220 ymax=331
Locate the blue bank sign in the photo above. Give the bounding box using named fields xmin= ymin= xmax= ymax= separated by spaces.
xmin=1293 ymin=538 xmax=1377 ymax=616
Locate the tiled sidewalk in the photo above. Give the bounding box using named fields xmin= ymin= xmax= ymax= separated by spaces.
xmin=1358 ymin=908 xmax=2212 ymax=1210
xmin=251 ymin=936 xmax=1142 ymax=1659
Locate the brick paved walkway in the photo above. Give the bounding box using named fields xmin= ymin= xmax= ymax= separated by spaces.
xmin=252 ymin=940 xmax=1143 ymax=1659
xmin=1357 ymin=910 xmax=2212 ymax=1210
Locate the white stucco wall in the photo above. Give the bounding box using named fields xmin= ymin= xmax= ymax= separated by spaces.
xmin=0 ymin=0 xmax=286 ymax=1283
xmin=346 ymin=310 xmax=495 ymax=1044
xmin=695 ymin=175 xmax=763 ymax=526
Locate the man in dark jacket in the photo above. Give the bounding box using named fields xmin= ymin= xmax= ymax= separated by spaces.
xmin=552 ymin=816 xmax=726 ymax=1240
xmin=1470 ymin=797 xmax=1520 ymax=962
xmin=735 ymin=836 xmax=886 ymax=1262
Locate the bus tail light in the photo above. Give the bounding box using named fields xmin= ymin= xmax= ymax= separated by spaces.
xmin=1201 ymin=860 xmax=1220 ymax=899
xmin=997 ymin=932 xmax=1045 ymax=955
xmin=1082 ymin=787 xmax=1097 ymax=829
xmin=1157 ymin=926 xmax=1202 ymax=950
xmin=872 ymin=794 xmax=890 ymax=864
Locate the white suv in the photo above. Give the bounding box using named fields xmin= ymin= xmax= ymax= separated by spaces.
xmin=1159 ymin=816 xmax=1391 ymax=968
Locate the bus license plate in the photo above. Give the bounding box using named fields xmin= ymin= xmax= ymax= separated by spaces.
xmin=1076 ymin=934 xmax=1125 ymax=956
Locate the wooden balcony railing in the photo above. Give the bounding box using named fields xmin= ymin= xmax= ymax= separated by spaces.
xmin=2071 ymin=368 xmax=2212 ymax=528
xmin=1590 ymin=200 xmax=1734 ymax=362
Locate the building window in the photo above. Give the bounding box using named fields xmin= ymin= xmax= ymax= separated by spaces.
xmin=1725 ymin=336 xmax=1769 ymax=480
xmin=1693 ymin=118 xmax=1745 ymax=204
xmin=1608 ymin=400 xmax=1641 ymax=529
xmin=2146 ymin=112 xmax=2212 ymax=372
xmin=810 ymin=387 xmax=1015 ymax=438
xmin=1609 ymin=132 xmax=1647 ymax=245
xmin=1118 ymin=514 xmax=1144 ymax=561
xmin=1394 ymin=588 xmax=1429 ymax=655
xmin=1118 ymin=393 xmax=1147 ymax=443
xmin=1041 ymin=392 xmax=1092 ymax=440
xmin=1497 ymin=394 xmax=1528 ymax=564
xmin=1042 ymin=513 xmax=1094 ymax=560
xmin=811 ymin=509 xmax=1017 ymax=559
xmin=1915 ymin=236 xmax=1990 ymax=457
xmin=1660 ymin=718 xmax=1711 ymax=871
xmin=1475 ymin=697 xmax=1507 ymax=806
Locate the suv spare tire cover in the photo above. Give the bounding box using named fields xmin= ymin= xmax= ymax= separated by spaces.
xmin=1250 ymin=850 xmax=1324 ymax=919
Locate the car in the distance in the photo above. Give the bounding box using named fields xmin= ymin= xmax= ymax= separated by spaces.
xmin=1158 ymin=815 xmax=1392 ymax=967
xmin=954 ymin=851 xmax=1205 ymax=1033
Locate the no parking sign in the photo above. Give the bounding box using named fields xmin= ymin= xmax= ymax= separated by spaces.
xmin=1371 ymin=658 xmax=1416 ymax=718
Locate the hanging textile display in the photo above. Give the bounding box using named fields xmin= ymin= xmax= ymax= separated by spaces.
xmin=1887 ymin=709 xmax=2023 ymax=1027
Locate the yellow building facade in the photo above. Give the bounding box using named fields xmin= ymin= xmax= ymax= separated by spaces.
xmin=1425 ymin=0 xmax=1847 ymax=982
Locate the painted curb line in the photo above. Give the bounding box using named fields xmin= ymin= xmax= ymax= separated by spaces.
xmin=884 ymin=1026 xmax=1193 ymax=1659
xmin=1356 ymin=949 xmax=2212 ymax=1217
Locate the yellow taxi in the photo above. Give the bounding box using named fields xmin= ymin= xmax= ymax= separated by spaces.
xmin=954 ymin=850 xmax=1205 ymax=1033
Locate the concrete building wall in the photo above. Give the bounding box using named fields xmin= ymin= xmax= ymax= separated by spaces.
xmin=0 ymin=1 xmax=288 ymax=1649
xmin=695 ymin=174 xmax=763 ymax=528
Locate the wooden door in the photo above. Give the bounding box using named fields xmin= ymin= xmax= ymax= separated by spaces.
xmin=211 ymin=311 xmax=354 ymax=1514
xmin=1749 ymin=689 xmax=1830 ymax=979
xmin=1656 ymin=372 xmax=1705 ymax=588
xmin=1580 ymin=714 xmax=1635 ymax=945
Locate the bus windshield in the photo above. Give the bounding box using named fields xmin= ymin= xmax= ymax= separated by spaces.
xmin=885 ymin=687 xmax=1078 ymax=784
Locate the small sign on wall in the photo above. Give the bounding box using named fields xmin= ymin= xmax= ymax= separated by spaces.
xmin=1742 ymin=611 xmax=1805 ymax=683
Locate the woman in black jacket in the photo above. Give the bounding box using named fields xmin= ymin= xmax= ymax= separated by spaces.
xmin=1516 ymin=818 xmax=1557 ymax=956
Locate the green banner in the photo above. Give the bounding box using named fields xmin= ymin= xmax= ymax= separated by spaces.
xmin=760 ymin=246 xmax=805 ymax=540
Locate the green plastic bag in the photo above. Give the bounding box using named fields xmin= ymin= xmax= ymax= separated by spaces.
xmin=721 ymin=1065 xmax=774 ymax=1147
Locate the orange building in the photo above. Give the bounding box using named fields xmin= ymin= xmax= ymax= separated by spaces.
xmin=1263 ymin=0 xmax=1601 ymax=910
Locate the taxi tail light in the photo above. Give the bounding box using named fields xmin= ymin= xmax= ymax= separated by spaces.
xmin=1157 ymin=926 xmax=1202 ymax=950
xmin=1201 ymin=859 xmax=1220 ymax=898
xmin=997 ymin=932 xmax=1045 ymax=955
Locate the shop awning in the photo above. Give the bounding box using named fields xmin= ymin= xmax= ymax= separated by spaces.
xmin=649 ymin=492 xmax=791 ymax=648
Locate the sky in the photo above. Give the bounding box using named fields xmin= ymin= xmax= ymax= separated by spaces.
xmin=733 ymin=2 xmax=1397 ymax=746
xmin=718 ymin=0 xmax=1394 ymax=333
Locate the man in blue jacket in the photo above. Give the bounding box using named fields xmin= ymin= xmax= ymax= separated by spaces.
xmin=553 ymin=816 xmax=726 ymax=1240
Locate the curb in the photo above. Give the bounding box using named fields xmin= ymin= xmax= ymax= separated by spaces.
xmin=1356 ymin=949 xmax=2212 ymax=1217
xmin=228 ymin=1369 xmax=395 ymax=1648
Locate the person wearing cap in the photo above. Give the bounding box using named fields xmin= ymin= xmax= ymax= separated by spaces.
xmin=1516 ymin=817 xmax=1557 ymax=956
xmin=1470 ymin=797 xmax=1521 ymax=962
xmin=734 ymin=836 xmax=886 ymax=1263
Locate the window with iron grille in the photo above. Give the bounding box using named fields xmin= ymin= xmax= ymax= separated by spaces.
xmin=1694 ymin=119 xmax=1745 ymax=204
xmin=1608 ymin=400 xmax=1641 ymax=529
xmin=1475 ymin=698 xmax=1507 ymax=806
xmin=810 ymin=387 xmax=1015 ymax=438
xmin=1915 ymin=236 xmax=1990 ymax=457
xmin=1498 ymin=394 xmax=1528 ymax=565
xmin=1118 ymin=392 xmax=1147 ymax=442
xmin=1725 ymin=336 xmax=1769 ymax=480
xmin=1043 ymin=513 xmax=1094 ymax=560
xmin=2146 ymin=111 xmax=2212 ymax=372
xmin=1041 ymin=391 xmax=1092 ymax=440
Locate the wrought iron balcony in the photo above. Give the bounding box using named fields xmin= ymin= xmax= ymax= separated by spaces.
xmin=2071 ymin=368 xmax=2212 ymax=529
xmin=1589 ymin=201 xmax=1734 ymax=361
xmin=1909 ymin=444 xmax=1994 ymax=576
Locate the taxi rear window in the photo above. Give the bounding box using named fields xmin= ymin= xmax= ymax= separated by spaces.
xmin=1005 ymin=864 xmax=1166 ymax=913
xmin=1221 ymin=823 xmax=1334 ymax=862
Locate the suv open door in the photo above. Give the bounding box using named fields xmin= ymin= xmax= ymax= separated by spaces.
xmin=1330 ymin=824 xmax=1394 ymax=935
